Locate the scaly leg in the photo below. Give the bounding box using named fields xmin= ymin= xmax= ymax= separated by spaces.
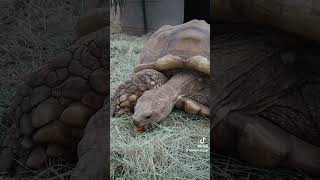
xmin=0 ymin=28 xmax=107 ymax=170
xmin=112 ymin=69 xmax=168 ymax=116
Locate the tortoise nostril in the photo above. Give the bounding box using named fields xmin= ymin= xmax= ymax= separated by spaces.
xmin=143 ymin=112 xmax=152 ymax=119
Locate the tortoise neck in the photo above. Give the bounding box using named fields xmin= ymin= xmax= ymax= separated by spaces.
xmin=160 ymin=72 xmax=205 ymax=105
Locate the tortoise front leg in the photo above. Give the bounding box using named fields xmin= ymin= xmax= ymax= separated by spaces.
xmin=111 ymin=69 xmax=168 ymax=116
xmin=213 ymin=112 xmax=320 ymax=175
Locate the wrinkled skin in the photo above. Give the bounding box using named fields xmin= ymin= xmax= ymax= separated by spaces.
xmin=211 ymin=24 xmax=320 ymax=176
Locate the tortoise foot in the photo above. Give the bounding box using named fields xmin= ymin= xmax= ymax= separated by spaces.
xmin=4 ymin=30 xmax=107 ymax=169
xmin=112 ymin=69 xmax=167 ymax=116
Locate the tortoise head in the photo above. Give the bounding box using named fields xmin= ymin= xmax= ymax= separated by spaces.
xmin=131 ymin=70 xmax=207 ymax=130
xmin=132 ymin=87 xmax=176 ymax=129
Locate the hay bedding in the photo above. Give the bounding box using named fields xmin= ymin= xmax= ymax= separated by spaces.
xmin=110 ymin=35 xmax=210 ymax=180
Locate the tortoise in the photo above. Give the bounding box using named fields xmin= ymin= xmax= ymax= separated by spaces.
xmin=112 ymin=21 xmax=320 ymax=175
xmin=211 ymin=25 xmax=320 ymax=176
xmin=112 ymin=20 xmax=210 ymax=131
xmin=0 ymin=6 xmax=108 ymax=180
xmin=1 ymin=7 xmax=320 ymax=179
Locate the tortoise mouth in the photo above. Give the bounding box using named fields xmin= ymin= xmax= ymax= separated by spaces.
xmin=133 ymin=121 xmax=158 ymax=132
xmin=131 ymin=89 xmax=174 ymax=129
xmin=132 ymin=111 xmax=163 ymax=132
